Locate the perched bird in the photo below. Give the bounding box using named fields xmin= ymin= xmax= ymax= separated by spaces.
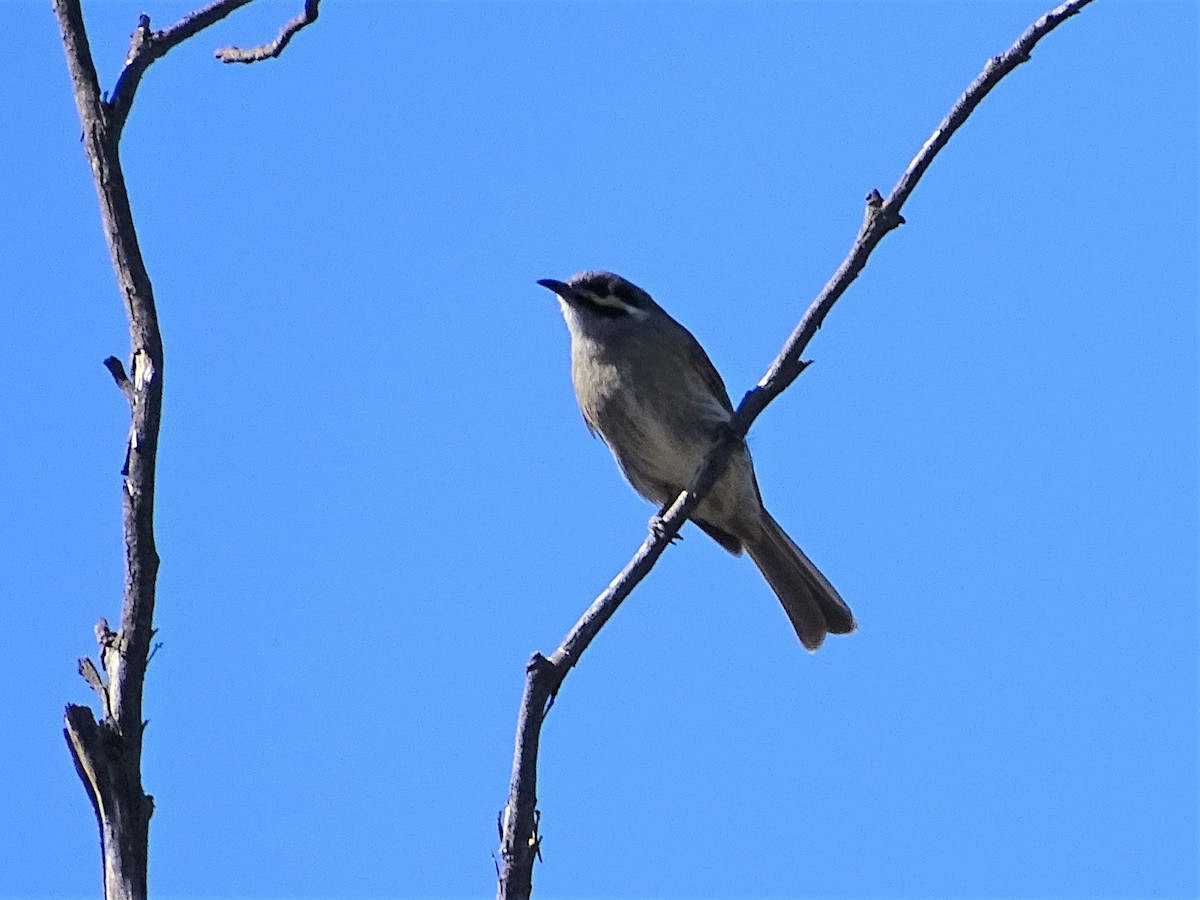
xmin=539 ymin=270 xmax=855 ymax=650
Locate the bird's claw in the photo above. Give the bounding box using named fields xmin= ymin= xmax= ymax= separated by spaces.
xmin=649 ymin=514 xmax=683 ymax=545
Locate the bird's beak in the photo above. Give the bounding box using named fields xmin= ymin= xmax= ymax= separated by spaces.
xmin=537 ymin=278 xmax=568 ymax=296
xmin=537 ymin=278 xmax=575 ymax=301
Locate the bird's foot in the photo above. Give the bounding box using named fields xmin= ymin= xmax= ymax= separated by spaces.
xmin=649 ymin=512 xmax=684 ymax=545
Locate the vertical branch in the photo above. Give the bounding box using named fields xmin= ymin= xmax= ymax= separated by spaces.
xmin=52 ymin=1 xmax=310 ymax=897
xmin=54 ymin=3 xmax=163 ymax=897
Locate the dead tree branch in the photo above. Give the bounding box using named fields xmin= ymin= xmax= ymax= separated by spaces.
xmin=106 ymin=1 xmax=255 ymax=137
xmin=496 ymin=1 xmax=1096 ymax=896
xmin=51 ymin=1 xmax=312 ymax=897
xmin=216 ymin=0 xmax=321 ymax=63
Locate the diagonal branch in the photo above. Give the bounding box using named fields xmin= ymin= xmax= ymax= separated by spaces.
xmin=107 ymin=0 xmax=256 ymax=138
xmin=496 ymin=0 xmax=1095 ymax=896
xmin=216 ymin=0 xmax=321 ymax=64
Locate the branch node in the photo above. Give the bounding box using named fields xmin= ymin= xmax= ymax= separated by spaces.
xmin=859 ymin=189 xmax=905 ymax=238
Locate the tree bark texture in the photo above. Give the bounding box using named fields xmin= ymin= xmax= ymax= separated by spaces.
xmin=54 ymin=3 xmax=164 ymax=896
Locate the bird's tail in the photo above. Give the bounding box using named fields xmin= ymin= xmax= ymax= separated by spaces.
xmin=743 ymin=511 xmax=856 ymax=651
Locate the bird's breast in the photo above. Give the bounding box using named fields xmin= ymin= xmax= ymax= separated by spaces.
xmin=570 ymin=336 xmax=732 ymax=499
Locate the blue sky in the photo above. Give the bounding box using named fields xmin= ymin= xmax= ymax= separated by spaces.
xmin=4 ymin=1 xmax=1197 ymax=897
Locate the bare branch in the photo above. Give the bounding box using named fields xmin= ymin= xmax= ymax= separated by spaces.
xmin=106 ymin=1 xmax=255 ymax=137
xmin=51 ymin=0 xmax=307 ymax=895
xmin=216 ymin=0 xmax=320 ymax=64
xmin=496 ymin=1 xmax=1096 ymax=895
xmin=55 ymin=6 xmax=164 ymax=894
xmin=760 ymin=0 xmax=1097 ymax=395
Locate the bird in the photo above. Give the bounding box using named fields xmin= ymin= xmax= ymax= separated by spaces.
xmin=538 ymin=270 xmax=855 ymax=651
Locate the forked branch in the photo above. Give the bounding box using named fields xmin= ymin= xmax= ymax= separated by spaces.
xmin=107 ymin=1 xmax=256 ymax=137
xmin=496 ymin=1 xmax=1096 ymax=896
xmin=52 ymin=1 xmax=315 ymax=897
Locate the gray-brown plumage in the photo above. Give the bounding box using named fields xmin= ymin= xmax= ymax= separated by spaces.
xmin=539 ymin=270 xmax=855 ymax=650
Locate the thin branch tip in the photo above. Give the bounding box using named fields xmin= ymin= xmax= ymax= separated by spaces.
xmin=216 ymin=0 xmax=320 ymax=64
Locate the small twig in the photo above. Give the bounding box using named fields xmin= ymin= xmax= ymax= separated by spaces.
xmin=103 ymin=356 xmax=135 ymax=401
xmin=496 ymin=1 xmax=1096 ymax=896
xmin=216 ymin=0 xmax=320 ymax=64
xmin=79 ymin=657 xmax=107 ymax=700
